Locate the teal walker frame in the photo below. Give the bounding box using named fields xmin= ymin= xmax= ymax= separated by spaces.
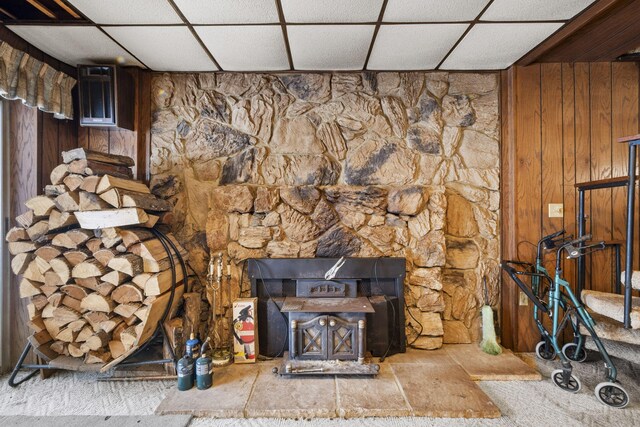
xmin=502 ymin=232 xmax=630 ymax=408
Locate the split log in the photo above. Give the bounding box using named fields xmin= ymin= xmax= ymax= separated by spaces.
xmin=75 ymin=208 xmax=149 ymax=229
xmin=63 ymin=248 xmax=92 ymax=266
xmin=28 ymin=316 xmax=46 ymax=333
xmin=101 ymin=188 xmax=170 ymax=211
xmin=48 ymin=209 xmax=78 ymax=231
xmin=16 ymin=210 xmax=44 ymax=228
xmin=120 ymin=326 xmax=138 ymax=351
xmin=108 ymin=254 xmax=143 ymax=276
xmin=25 ymin=196 xmax=56 ymax=216
xmin=23 ymin=260 xmax=45 ymax=282
xmin=80 ymin=330 xmax=109 ymax=352
xmin=52 ymin=306 xmax=81 ymax=325
xmin=29 ymin=329 xmax=53 ymax=347
xmin=130 ymin=235 xmax=186 ymax=262
xmin=96 ymin=282 xmax=116 ymax=297
xmin=43 ymin=317 xmax=64 ymax=338
xmin=26 ymin=221 xmax=49 ymax=242
xmin=93 ymin=248 xmax=118 ymax=267
xmin=51 ymin=233 xmax=77 ymax=249
xmin=47 ymin=293 xmax=63 ymax=308
xmin=34 ymin=246 xmax=61 ymax=262
xmin=114 ymin=303 xmax=141 ymax=319
xmin=69 ymin=159 xmax=133 ymax=179
xmin=62 ymin=295 xmax=83 ymax=313
xmin=119 ymin=228 xmax=154 ymax=249
xmin=72 ymin=259 xmax=107 ymax=278
xmin=50 ymin=163 xmax=70 ymax=185
xmin=61 ymin=284 xmax=89 ymax=301
xmin=68 ymin=342 xmax=85 ymax=357
xmin=142 ymin=214 xmax=159 ymax=228
xmin=96 ymin=175 xmax=150 ymax=195
xmin=19 ymin=278 xmax=42 ymax=298
xmin=81 ymin=293 xmax=115 ymax=313
xmin=100 ymin=317 xmax=123 ymax=334
xmin=108 ymin=340 xmax=126 ymax=359
xmin=144 ymin=267 xmax=185 ymax=296
xmin=101 ymin=270 xmax=129 ymax=286
xmin=8 ymin=241 xmax=38 ymax=255
xmin=84 ymin=312 xmax=110 ymax=331
xmin=34 ymin=256 xmax=52 ymax=274
xmin=79 ymin=175 xmax=100 ymax=193
xmin=85 ymin=238 xmax=103 ymax=254
xmin=44 ymin=184 xmax=67 ymax=197
xmin=76 ymin=325 xmax=94 ymax=342
xmin=85 ymin=350 xmax=111 ymax=364
xmin=50 ymin=341 xmax=69 ymax=356
xmin=54 ymin=191 xmax=80 ymax=212
xmin=68 ymin=318 xmax=87 ymax=332
xmin=74 ymin=276 xmax=99 ymax=291
xmin=11 ymin=252 xmax=34 ymax=275
xmin=132 ymin=273 xmax=151 ymax=288
xmin=79 ymin=191 xmax=112 ymax=211
xmin=56 ymin=327 xmax=79 ymax=343
xmin=62 ymin=174 xmax=84 ymax=191
xmin=112 ymin=284 xmax=144 ymax=304
xmin=6 ymin=226 xmax=29 ymax=242
xmin=49 ymin=258 xmax=72 ymax=283
xmin=67 ymin=229 xmax=94 ymax=246
xmin=62 ymin=147 xmax=135 ymax=167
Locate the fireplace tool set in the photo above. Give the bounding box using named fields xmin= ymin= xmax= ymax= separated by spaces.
xmin=206 ymin=252 xmax=232 ymax=367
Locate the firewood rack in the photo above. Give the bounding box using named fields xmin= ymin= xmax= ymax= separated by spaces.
xmin=7 ymin=228 xmax=188 ymax=387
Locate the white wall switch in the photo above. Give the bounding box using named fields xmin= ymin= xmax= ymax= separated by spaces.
xmin=548 ymin=203 xmax=563 ymax=218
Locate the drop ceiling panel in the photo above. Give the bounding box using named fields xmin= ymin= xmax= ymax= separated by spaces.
xmin=173 ymin=0 xmax=279 ymax=24
xmin=6 ymin=25 xmax=142 ymax=67
xmin=281 ymin=0 xmax=384 ymax=23
xmin=441 ymin=23 xmax=563 ymax=69
xmin=196 ymin=26 xmax=288 ymax=71
xmin=368 ymin=24 xmax=468 ymax=70
xmin=288 ymin=25 xmax=375 ymax=70
xmin=481 ymin=0 xmax=595 ymax=21
xmin=383 ymin=0 xmax=490 ymax=22
xmin=104 ymin=26 xmax=216 ymax=71
xmin=67 ymin=0 xmax=182 ymax=24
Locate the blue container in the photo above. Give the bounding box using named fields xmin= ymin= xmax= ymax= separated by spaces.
xmin=186 ymin=333 xmax=200 ymax=358
xmin=196 ymin=355 xmax=212 ymax=390
xmin=177 ymin=354 xmax=194 ymax=391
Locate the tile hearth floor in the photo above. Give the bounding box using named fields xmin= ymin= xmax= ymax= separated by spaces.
xmin=156 ymin=345 xmax=540 ymax=419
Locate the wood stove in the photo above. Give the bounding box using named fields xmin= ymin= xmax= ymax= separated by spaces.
xmin=248 ymin=257 xmax=405 ymax=375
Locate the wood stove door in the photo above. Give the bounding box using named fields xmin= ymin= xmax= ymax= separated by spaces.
xmin=293 ymin=315 xmax=328 ymax=360
xmin=327 ymin=316 xmax=358 ymax=360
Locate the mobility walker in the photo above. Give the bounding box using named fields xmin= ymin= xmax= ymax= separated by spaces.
xmin=502 ymin=233 xmax=630 ymax=408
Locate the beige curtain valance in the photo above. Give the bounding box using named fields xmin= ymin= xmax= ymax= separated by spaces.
xmin=0 ymin=41 xmax=76 ymax=120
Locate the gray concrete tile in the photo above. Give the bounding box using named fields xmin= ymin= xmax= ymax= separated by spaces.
xmin=155 ymin=363 xmax=258 ymax=417
xmin=336 ymin=363 xmax=411 ymax=418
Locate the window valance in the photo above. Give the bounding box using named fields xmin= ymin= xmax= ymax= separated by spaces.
xmin=0 ymin=41 xmax=76 ymax=120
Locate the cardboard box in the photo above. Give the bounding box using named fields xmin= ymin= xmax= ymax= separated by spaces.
xmin=232 ymin=298 xmax=258 ymax=363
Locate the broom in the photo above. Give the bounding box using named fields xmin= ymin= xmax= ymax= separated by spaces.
xmin=480 ymin=276 xmax=502 ymax=355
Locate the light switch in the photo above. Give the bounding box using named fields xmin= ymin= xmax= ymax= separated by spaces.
xmin=548 ymin=203 xmax=563 ymax=218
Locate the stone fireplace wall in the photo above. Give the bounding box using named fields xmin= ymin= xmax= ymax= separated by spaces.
xmin=149 ymin=72 xmax=500 ymax=349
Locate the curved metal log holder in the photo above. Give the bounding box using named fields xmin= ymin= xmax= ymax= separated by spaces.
xmin=8 ymin=228 xmax=188 ymax=387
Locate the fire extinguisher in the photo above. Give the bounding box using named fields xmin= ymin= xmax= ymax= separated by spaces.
xmin=196 ymin=338 xmax=213 ymax=390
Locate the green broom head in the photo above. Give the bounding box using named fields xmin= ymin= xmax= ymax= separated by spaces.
xmin=480 ymin=276 xmax=502 ymax=355
xmin=481 ymin=305 xmax=502 ymax=355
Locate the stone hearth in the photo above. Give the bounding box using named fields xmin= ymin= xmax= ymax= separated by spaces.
xmin=149 ymin=71 xmax=500 ymax=348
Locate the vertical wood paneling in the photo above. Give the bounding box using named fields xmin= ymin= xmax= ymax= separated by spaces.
xmin=589 ymin=63 xmax=613 ymax=292
xmin=502 ymin=62 xmax=640 ymax=351
xmin=40 ymin=112 xmax=59 ymax=192
xmin=9 ymin=101 xmax=38 ymax=365
xmin=89 ymin=128 xmax=110 ymax=153
xmin=514 ymin=64 xmax=542 ymax=352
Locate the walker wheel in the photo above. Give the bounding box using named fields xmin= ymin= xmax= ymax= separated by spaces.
xmin=562 ymin=342 xmax=588 ymax=363
xmin=551 ymin=369 xmax=581 ymax=393
xmin=595 ymin=382 xmax=629 ymax=408
xmin=535 ymin=340 xmax=555 ymax=360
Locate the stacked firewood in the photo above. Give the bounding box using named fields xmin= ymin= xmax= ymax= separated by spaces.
xmin=6 ymin=148 xmax=187 ymax=367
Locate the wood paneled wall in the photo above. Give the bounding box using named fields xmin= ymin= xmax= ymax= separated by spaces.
xmin=501 ymin=62 xmax=640 ymax=351
xmin=77 ymin=68 xmax=151 ymax=181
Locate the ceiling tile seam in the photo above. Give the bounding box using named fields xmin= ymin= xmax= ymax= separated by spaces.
xmin=95 ymin=26 xmax=150 ymax=69
xmin=166 ymin=0 xmax=222 ymax=71
xmin=362 ymin=0 xmax=389 ymax=71
xmin=275 ymin=0 xmax=294 ymax=71
xmin=435 ymin=0 xmax=497 ymax=70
